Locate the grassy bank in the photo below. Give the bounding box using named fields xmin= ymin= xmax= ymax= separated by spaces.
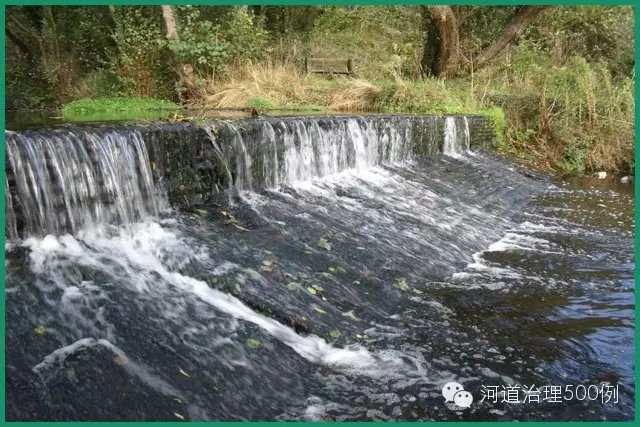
xmin=61 ymin=98 xmax=181 ymax=122
xmin=60 ymin=60 xmax=634 ymax=176
xmin=198 ymin=61 xmax=634 ymax=175
xmin=12 ymin=6 xmax=634 ymax=176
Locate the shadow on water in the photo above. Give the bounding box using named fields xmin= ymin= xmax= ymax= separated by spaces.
xmin=3 ymin=119 xmax=635 ymax=421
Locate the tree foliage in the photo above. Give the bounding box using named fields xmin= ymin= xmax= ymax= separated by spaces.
xmin=5 ymin=5 xmax=634 ymax=107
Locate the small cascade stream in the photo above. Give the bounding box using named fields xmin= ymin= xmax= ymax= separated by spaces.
xmin=4 ymin=115 xmax=634 ymax=421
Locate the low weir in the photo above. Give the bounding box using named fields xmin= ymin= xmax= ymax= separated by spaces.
xmin=4 ymin=114 xmax=634 ymax=421
xmin=5 ymin=114 xmax=495 ymax=238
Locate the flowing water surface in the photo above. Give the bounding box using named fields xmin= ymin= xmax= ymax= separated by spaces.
xmin=4 ymin=117 xmax=634 ymax=421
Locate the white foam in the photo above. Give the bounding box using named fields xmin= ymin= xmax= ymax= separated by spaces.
xmin=33 ymin=337 xmax=181 ymax=396
xmin=23 ymin=221 xmax=424 ymax=380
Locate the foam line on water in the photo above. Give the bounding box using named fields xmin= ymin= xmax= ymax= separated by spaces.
xmin=22 ymin=222 xmax=424 ymax=380
xmin=33 ymin=337 xmax=181 ymax=397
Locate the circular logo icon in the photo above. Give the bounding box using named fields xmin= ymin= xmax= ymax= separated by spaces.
xmin=442 ymin=381 xmax=473 ymax=410
xmin=442 ymin=381 xmax=464 ymax=402
xmin=453 ymin=390 xmax=474 ymax=408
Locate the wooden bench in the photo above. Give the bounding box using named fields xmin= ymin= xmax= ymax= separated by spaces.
xmin=305 ymin=57 xmax=354 ymax=76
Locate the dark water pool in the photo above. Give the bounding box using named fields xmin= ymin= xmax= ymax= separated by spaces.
xmin=4 ymin=152 xmax=635 ymax=421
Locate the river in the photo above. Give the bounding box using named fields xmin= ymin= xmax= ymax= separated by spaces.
xmin=4 ymin=117 xmax=635 ymax=421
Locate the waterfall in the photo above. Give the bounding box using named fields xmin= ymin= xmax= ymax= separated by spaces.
xmin=442 ymin=116 xmax=472 ymax=156
xmin=5 ymin=115 xmax=485 ymax=239
xmin=5 ymin=128 xmax=159 ymax=238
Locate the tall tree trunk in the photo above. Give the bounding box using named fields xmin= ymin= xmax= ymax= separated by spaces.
xmin=421 ymin=6 xmax=459 ymax=79
xmin=161 ymin=5 xmax=178 ymax=39
xmin=474 ymin=6 xmax=550 ymax=68
xmin=161 ymin=5 xmax=197 ymax=102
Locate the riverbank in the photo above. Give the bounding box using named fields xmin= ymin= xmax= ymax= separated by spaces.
xmin=53 ymin=61 xmax=634 ymax=178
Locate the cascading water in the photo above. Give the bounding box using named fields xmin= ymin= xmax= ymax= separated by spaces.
xmin=5 ymin=115 xmax=633 ymax=422
xmin=198 ymin=116 xmax=422 ymax=195
xmin=443 ymin=116 xmax=471 ymax=156
xmin=5 ymin=128 xmax=159 ymax=239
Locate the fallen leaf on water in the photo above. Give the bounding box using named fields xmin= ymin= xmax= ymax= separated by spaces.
xmin=342 ymin=310 xmax=359 ymax=321
xmin=262 ymin=260 xmax=273 ymax=267
xmin=211 ymin=277 xmax=219 ymax=284
xmin=261 ymin=265 xmax=273 ymax=272
xmin=301 ymin=316 xmax=308 ymax=321
xmin=113 ymin=355 xmax=129 ymax=366
xmin=220 ymin=211 xmax=228 ymax=217
xmin=328 ymin=267 xmax=336 ymax=273
xmin=264 ymin=250 xmax=273 ymax=255
xmin=286 ymin=282 xmax=301 ymax=291
xmin=174 ymin=412 xmax=185 ymax=421
xmin=353 ymin=280 xmax=361 ymax=285
xmin=311 ymin=284 xmax=324 ymax=292
xmin=317 ymin=237 xmax=331 ymax=251
xmin=196 ymin=209 xmax=208 ymax=215
xmin=173 ymin=397 xmax=184 ymax=404
xmin=329 ymin=330 xmax=341 ymax=339
xmin=306 ymin=287 xmax=317 ymax=295
xmin=34 ymin=326 xmax=47 ymax=336
xmin=394 ymin=277 xmax=409 ymax=291
xmin=151 ymin=162 xmax=156 ymax=171
xmin=356 ymin=247 xmax=365 ymax=250
xmin=179 ymin=367 xmax=191 ymax=378
xmin=321 ymin=296 xmax=327 ymax=301
xmin=246 ymin=338 xmax=261 ymax=349
xmin=314 ymin=306 xmax=327 ymax=314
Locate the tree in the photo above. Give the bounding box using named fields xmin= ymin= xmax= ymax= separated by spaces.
xmin=474 ymin=6 xmax=550 ymax=68
xmin=161 ymin=5 xmax=178 ymax=39
xmin=421 ymin=6 xmax=459 ymax=78
xmin=421 ymin=5 xmax=549 ymax=78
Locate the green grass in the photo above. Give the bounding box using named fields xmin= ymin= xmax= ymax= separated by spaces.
xmin=61 ymin=97 xmax=180 ymax=119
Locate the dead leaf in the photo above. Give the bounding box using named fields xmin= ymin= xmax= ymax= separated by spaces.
xmin=179 ymin=367 xmax=191 ymax=378
xmin=113 ymin=355 xmax=129 ymax=366
xmin=314 ymin=306 xmax=327 ymax=314
xmin=174 ymin=412 xmax=185 ymax=420
xmin=342 ymin=310 xmax=360 ymax=321
xmin=34 ymin=326 xmax=47 ymax=336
